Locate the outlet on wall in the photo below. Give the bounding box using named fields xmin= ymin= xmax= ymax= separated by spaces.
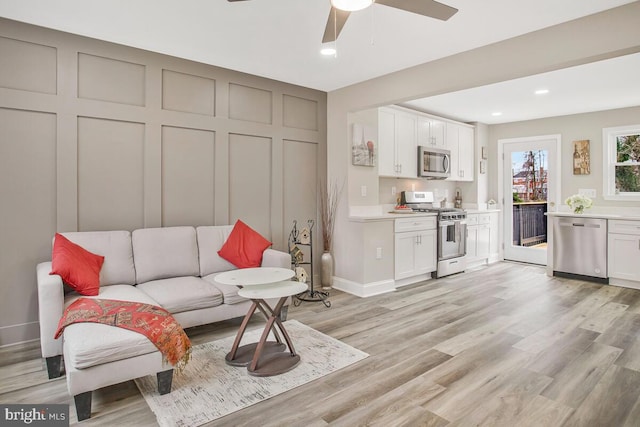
xmin=391 ymin=186 xmax=396 ymax=195
xmin=361 ymin=185 xmax=367 ymax=197
xmin=376 ymin=247 xmax=383 ymax=259
xmin=578 ymin=188 xmax=597 ymax=198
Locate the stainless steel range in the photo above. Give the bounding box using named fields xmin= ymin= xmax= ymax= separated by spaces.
xmin=401 ymin=191 xmax=467 ymax=278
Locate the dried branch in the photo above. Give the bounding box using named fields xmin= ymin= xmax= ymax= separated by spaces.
xmin=320 ymin=180 xmax=343 ymax=252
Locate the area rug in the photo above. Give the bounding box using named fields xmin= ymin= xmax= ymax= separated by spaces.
xmin=135 ymin=320 xmax=368 ymax=427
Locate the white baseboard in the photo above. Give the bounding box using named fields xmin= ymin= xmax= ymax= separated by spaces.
xmin=608 ymin=277 xmax=640 ymax=290
xmin=0 ymin=321 xmax=40 ymax=348
xmin=394 ymin=273 xmax=434 ymax=288
xmin=332 ymin=276 xmax=395 ymax=298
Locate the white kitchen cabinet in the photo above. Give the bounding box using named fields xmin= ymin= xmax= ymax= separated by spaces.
xmin=378 ymin=107 xmax=417 ymax=178
xmin=446 ymin=122 xmax=474 ymax=182
xmin=394 ymin=217 xmax=437 ymax=280
xmin=608 ymin=219 xmax=640 ymax=282
xmin=417 ymin=116 xmax=446 ymax=148
xmin=466 ymin=213 xmax=495 ymax=267
xmin=488 ymin=211 xmax=500 ymax=262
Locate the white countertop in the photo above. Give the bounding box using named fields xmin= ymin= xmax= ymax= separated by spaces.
xmin=348 ymin=205 xmax=500 ymax=222
xmin=546 ymin=211 xmax=640 ymax=220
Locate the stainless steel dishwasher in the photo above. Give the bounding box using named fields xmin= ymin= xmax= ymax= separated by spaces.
xmin=553 ymin=216 xmax=608 ymax=283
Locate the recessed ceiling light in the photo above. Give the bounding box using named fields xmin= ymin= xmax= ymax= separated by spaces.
xmin=331 ymin=0 xmax=373 ymax=12
xmin=320 ymin=47 xmax=337 ymax=56
xmin=535 ymin=89 xmax=549 ymax=95
xmin=492 ymin=112 xmax=502 ymax=116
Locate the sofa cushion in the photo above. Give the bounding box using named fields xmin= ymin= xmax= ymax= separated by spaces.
xmin=202 ymin=273 xmax=247 ymax=305
xmin=217 ymin=220 xmax=272 ymax=269
xmin=62 ymin=285 xmax=160 ymax=369
xmin=196 ymin=225 xmax=236 ymax=277
xmin=50 ymin=233 xmax=104 ymax=296
xmin=132 ymin=227 xmax=199 ymax=284
xmin=136 ymin=276 xmax=223 ymax=314
xmin=59 ymin=230 xmax=136 ymax=287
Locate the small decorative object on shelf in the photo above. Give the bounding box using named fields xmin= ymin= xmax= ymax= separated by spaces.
xmin=288 ymin=219 xmax=330 ymax=308
xmin=299 ymin=227 xmax=311 ymax=244
xmin=294 ymin=266 xmax=308 ymax=283
xmin=566 ymin=194 xmax=593 ymax=214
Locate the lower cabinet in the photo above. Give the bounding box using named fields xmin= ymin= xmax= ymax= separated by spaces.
xmin=394 ymin=217 xmax=437 ymax=280
xmin=466 ymin=212 xmax=499 ymax=267
xmin=608 ymin=219 xmax=640 ymax=282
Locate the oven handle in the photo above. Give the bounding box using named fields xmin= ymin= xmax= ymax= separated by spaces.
xmin=439 ymin=220 xmax=467 ymax=226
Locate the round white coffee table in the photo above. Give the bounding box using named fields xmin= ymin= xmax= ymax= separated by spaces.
xmin=215 ymin=268 xmax=299 ymax=373
xmin=238 ymin=281 xmax=307 ymax=376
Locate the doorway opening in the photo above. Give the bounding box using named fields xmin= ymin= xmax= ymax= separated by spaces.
xmin=498 ymin=135 xmax=561 ymax=265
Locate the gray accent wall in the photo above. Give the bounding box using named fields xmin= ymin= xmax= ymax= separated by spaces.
xmin=0 ymin=18 xmax=326 ymax=346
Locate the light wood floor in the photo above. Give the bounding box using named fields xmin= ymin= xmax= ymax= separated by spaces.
xmin=2 ymin=262 xmax=640 ymax=426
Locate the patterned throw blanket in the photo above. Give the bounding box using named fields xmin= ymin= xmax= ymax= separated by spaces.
xmin=55 ymin=298 xmax=191 ymax=370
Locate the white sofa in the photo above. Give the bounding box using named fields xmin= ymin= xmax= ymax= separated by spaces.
xmin=37 ymin=225 xmax=290 ymax=421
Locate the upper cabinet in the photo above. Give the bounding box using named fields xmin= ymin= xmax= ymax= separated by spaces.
xmin=378 ymin=106 xmax=474 ymax=181
xmin=417 ymin=116 xmax=446 ymax=148
xmin=446 ymin=122 xmax=474 ymax=182
xmin=378 ymin=107 xmax=417 ymax=178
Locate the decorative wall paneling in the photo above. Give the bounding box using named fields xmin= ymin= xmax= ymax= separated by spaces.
xmin=0 ymin=18 xmax=326 ymax=346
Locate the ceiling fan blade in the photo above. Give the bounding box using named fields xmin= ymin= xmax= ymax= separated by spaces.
xmin=227 ymin=0 xmax=251 ymax=2
xmin=322 ymin=7 xmax=351 ymax=43
xmin=376 ymin=0 xmax=458 ymax=21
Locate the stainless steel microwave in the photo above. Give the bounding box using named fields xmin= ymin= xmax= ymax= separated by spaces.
xmin=418 ymin=146 xmax=450 ymax=179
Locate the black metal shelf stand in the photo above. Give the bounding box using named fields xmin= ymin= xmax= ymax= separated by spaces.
xmin=288 ymin=219 xmax=331 ymax=308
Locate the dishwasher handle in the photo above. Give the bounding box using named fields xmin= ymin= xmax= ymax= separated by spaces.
xmin=558 ymin=222 xmax=601 ymax=228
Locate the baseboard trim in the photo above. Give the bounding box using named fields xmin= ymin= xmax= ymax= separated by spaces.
xmin=0 ymin=321 xmax=40 ymax=348
xmin=332 ymin=277 xmax=395 ymax=298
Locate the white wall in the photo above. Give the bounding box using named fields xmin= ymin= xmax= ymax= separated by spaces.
xmin=488 ymin=106 xmax=640 ymax=209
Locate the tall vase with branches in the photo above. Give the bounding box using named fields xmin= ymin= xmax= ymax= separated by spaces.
xmin=320 ymin=180 xmax=341 ymax=289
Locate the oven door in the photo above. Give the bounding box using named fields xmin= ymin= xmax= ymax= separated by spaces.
xmin=438 ymin=220 xmax=467 ymax=260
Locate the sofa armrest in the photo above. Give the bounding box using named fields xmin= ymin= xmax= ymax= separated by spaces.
xmin=261 ymin=248 xmax=291 ymax=269
xmin=37 ymin=262 xmax=64 ymax=358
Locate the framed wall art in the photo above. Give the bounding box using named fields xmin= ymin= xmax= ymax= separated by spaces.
xmin=352 ymin=123 xmax=376 ymax=167
xmin=573 ymin=139 xmax=590 ymax=175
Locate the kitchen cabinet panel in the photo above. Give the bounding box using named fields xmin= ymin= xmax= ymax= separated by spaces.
xmin=608 ymin=220 xmax=640 ymax=282
xmin=417 ymin=116 xmax=446 ymax=148
xmin=466 ymin=212 xmax=498 ymax=266
xmin=378 ymin=108 xmax=396 ymax=176
xmin=394 ymin=217 xmax=436 ymax=280
xmin=446 ymin=122 xmax=474 ymax=182
xmin=378 ymin=107 xmax=416 ymax=178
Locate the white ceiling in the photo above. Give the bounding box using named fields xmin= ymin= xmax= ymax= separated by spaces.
xmin=403 ymin=52 xmax=640 ymax=124
xmin=1 ymin=0 xmax=638 ymax=124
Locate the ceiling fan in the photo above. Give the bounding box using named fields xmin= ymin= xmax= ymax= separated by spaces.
xmin=227 ymin=0 xmax=458 ymax=43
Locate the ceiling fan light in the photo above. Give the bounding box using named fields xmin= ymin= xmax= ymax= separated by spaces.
xmin=321 ymin=47 xmax=337 ymax=56
xmin=331 ymin=0 xmax=373 ymax=12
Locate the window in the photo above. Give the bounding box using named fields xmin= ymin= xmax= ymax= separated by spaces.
xmin=603 ymin=124 xmax=640 ymax=200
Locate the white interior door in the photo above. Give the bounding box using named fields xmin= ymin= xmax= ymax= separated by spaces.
xmin=499 ymin=135 xmax=560 ymax=265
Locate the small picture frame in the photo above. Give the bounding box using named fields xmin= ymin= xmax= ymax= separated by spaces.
xmin=573 ymin=140 xmax=590 ymax=175
xmin=481 ymin=146 xmax=488 ymax=160
xmin=352 ymin=123 xmax=376 ymax=167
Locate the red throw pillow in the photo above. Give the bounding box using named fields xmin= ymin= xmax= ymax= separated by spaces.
xmin=50 ymin=233 xmax=105 ymax=296
xmin=218 ymin=220 xmax=272 ymax=268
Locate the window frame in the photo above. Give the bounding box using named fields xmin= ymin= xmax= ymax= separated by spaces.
xmin=603 ymin=124 xmax=640 ymax=201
